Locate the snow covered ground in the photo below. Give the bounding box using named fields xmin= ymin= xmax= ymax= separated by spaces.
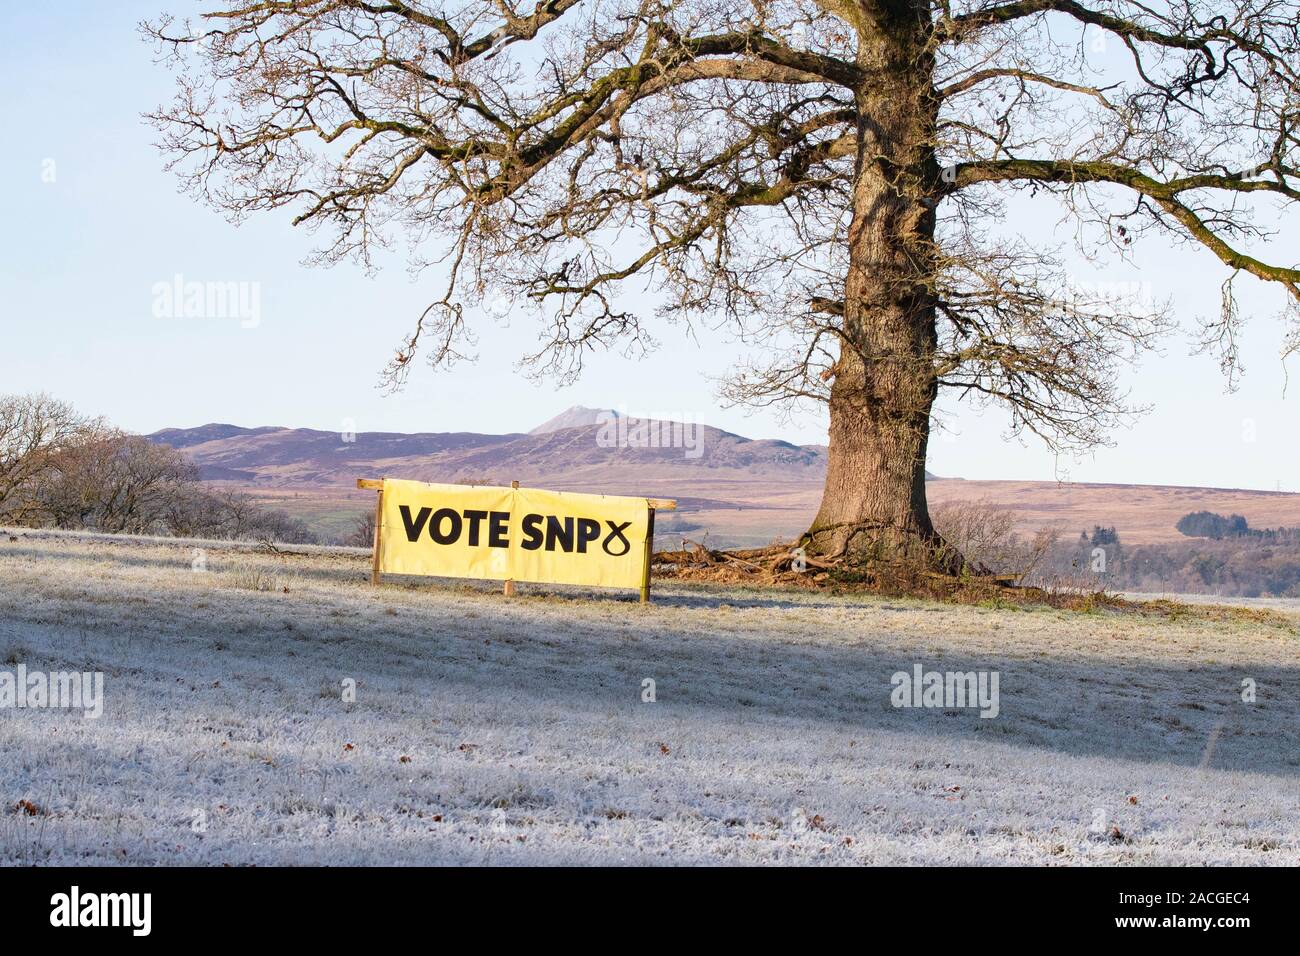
xmin=1 ymin=530 xmax=1297 ymax=865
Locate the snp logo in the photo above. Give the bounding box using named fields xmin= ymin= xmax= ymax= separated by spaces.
xmin=50 ymin=886 xmax=151 ymax=937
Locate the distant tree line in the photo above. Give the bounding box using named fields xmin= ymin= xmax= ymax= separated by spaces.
xmin=1028 ymin=514 xmax=1300 ymax=597
xmin=0 ymin=393 xmax=314 ymax=543
xmin=1175 ymin=510 xmax=1300 ymax=542
xmin=928 ymin=503 xmax=1300 ymax=598
xmin=1176 ymin=511 xmax=1251 ymax=539
xmin=1074 ymin=537 xmax=1300 ymax=597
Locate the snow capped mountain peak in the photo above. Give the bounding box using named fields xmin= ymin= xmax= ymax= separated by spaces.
xmin=529 ymin=406 xmax=622 ymax=435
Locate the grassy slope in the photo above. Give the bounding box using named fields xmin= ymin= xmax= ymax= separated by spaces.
xmin=1 ymin=531 xmax=1297 ymax=865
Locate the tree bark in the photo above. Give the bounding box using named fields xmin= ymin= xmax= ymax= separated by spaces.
xmin=804 ymin=10 xmax=959 ymax=572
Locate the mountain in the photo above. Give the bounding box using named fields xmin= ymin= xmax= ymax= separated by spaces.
xmin=149 ymin=423 xmax=283 ymax=450
xmin=149 ymin=424 xmax=524 ymax=485
xmin=148 ymin=409 xmax=835 ymax=488
xmin=147 ymin=407 xmax=945 ymax=486
xmin=529 ymin=406 xmax=621 ymax=435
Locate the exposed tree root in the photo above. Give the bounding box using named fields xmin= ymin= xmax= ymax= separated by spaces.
xmin=653 ymin=539 xmax=1076 ymax=607
xmin=796 ymin=520 xmax=980 ymax=579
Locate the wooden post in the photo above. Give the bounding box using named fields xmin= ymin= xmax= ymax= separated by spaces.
xmin=503 ymin=480 xmax=519 ymax=597
xmin=640 ymin=506 xmax=656 ymax=604
xmin=370 ymin=487 xmax=384 ymax=586
xmin=353 ymin=476 xmax=382 ymax=582
xmin=370 ymin=486 xmax=384 ymax=586
xmin=356 ymin=479 xmax=386 ymax=587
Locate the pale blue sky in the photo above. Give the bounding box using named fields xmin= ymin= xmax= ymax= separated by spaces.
xmin=3 ymin=2 xmax=1298 ymax=490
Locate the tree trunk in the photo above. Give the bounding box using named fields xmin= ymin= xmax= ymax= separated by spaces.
xmin=804 ymin=11 xmax=959 ymax=573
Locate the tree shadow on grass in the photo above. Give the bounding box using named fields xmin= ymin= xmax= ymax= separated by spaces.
xmin=5 ymin=544 xmax=1298 ymax=778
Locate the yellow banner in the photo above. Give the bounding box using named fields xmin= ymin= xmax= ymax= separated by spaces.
xmin=376 ymin=479 xmax=651 ymax=589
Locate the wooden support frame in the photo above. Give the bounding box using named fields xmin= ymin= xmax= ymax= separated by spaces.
xmin=640 ymin=506 xmax=656 ymax=604
xmin=503 ymin=480 xmax=519 ymax=597
xmin=370 ymin=486 xmax=384 ymax=586
xmin=358 ymin=478 xmax=677 ymax=512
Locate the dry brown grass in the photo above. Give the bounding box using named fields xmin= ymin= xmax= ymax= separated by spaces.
xmin=926 ymin=479 xmax=1300 ymax=545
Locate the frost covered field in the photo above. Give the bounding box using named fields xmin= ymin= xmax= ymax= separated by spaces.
xmin=1 ymin=531 xmax=1297 ymax=866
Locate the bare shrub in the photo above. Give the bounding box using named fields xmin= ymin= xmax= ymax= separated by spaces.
xmin=931 ymin=500 xmax=1059 ymax=581
xmin=227 ymin=560 xmax=292 ymax=593
xmin=345 ymin=510 xmax=376 ymax=549
xmin=166 ymin=486 xmax=316 ymax=544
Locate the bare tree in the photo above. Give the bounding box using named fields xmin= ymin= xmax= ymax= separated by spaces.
xmin=39 ymin=429 xmax=199 ymax=534
xmin=0 ymin=395 xmax=319 ymax=542
xmin=146 ymin=1 xmax=1300 ymax=569
xmin=204 ymin=486 xmax=262 ymax=538
xmin=160 ymin=480 xmax=228 ymax=537
xmin=0 ymin=394 xmax=90 ymax=523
